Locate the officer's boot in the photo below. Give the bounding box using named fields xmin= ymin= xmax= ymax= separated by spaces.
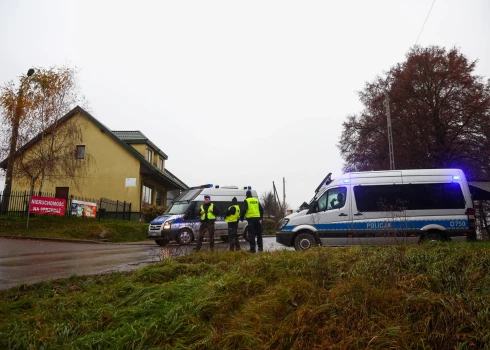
xmin=194 ymin=236 xmax=204 ymax=251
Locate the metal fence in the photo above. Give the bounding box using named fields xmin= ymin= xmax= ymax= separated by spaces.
xmin=0 ymin=191 xmax=132 ymax=220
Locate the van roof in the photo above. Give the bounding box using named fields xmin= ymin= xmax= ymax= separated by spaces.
xmin=345 ymin=169 xmax=463 ymax=178
xmin=172 ymin=187 xmax=258 ymax=203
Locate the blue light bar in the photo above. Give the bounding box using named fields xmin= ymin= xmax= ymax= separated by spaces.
xmin=201 ymin=184 xmax=213 ymax=188
xmin=343 ymin=179 xmax=350 ymax=183
xmin=248 ymin=186 xmax=252 ymax=190
xmin=452 ymin=176 xmax=460 ymax=180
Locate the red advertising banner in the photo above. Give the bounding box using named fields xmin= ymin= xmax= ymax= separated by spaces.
xmin=29 ymin=196 xmax=66 ymax=216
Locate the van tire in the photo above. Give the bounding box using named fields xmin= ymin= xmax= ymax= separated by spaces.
xmin=155 ymin=239 xmax=168 ymax=246
xmin=420 ymin=230 xmax=445 ymax=243
xmin=177 ymin=229 xmax=193 ymax=245
xmin=294 ymin=232 xmax=316 ymax=251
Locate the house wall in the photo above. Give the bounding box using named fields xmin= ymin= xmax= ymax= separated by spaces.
xmin=11 ymin=113 xmax=141 ymax=206
xmin=130 ymin=144 xmax=166 ymax=170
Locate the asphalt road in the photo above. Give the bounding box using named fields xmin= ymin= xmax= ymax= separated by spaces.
xmin=0 ymin=237 xmax=291 ymax=290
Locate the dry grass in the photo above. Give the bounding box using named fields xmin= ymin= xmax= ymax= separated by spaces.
xmin=2 ymin=242 xmax=490 ymax=349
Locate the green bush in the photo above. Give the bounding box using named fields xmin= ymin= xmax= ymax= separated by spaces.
xmin=262 ymin=218 xmax=275 ymax=231
xmin=141 ymin=205 xmax=167 ymax=222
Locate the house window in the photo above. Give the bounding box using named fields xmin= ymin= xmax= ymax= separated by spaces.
xmin=158 ymin=158 xmax=163 ymax=171
xmin=76 ymin=145 xmax=85 ymax=159
xmin=142 ymin=184 xmax=153 ymax=206
xmin=156 ymin=189 xmax=164 ymax=206
xmin=147 ymin=149 xmax=153 ymax=163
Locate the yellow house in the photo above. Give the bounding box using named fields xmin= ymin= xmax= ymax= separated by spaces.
xmin=0 ymin=106 xmax=188 ymax=219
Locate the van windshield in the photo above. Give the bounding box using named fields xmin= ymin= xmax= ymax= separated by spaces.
xmin=164 ymin=202 xmax=193 ymax=215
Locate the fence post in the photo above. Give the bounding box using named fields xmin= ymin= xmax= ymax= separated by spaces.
xmin=23 ymin=191 xmax=27 ymax=218
xmin=115 ymin=200 xmax=119 ymax=220
xmin=99 ymin=198 xmax=102 ymax=221
xmin=123 ymin=201 xmax=126 ymax=220
xmin=129 ymin=203 xmax=131 ymax=221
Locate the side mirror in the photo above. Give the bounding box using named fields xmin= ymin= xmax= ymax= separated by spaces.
xmin=183 ymin=210 xmax=192 ymax=220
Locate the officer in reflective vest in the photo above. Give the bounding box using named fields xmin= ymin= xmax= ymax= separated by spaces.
xmin=240 ymin=190 xmax=264 ymax=253
xmin=195 ymin=194 xmax=220 ymax=251
xmin=224 ymin=197 xmax=241 ymax=251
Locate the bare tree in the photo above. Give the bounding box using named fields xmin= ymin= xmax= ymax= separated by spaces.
xmin=0 ymin=66 xmax=91 ymax=195
xmin=261 ymin=190 xmax=290 ymax=227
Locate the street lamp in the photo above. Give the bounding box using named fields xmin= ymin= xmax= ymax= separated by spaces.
xmin=1 ymin=68 xmax=35 ymax=213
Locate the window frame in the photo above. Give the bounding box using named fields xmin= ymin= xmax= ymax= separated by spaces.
xmin=142 ymin=183 xmax=153 ymax=206
xmin=147 ymin=149 xmax=153 ymax=163
xmin=314 ymin=186 xmax=347 ymax=213
xmin=76 ymin=145 xmax=85 ymax=159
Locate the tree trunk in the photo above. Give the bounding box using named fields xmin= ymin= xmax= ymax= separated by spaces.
xmin=38 ymin=171 xmax=46 ymax=195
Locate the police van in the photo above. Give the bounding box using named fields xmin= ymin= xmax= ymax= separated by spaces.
xmin=276 ymin=169 xmax=476 ymax=250
xmin=147 ymin=184 xmax=257 ymax=246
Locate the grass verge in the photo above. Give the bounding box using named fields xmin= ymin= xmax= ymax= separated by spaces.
xmin=0 ymin=216 xmax=148 ymax=242
xmin=2 ymin=242 xmax=490 ymax=349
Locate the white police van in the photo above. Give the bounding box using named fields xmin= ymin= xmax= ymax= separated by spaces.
xmin=276 ymin=169 xmax=476 ymax=250
xmin=148 ymin=184 xmax=257 ymax=246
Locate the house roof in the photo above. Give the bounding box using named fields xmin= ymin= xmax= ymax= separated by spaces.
xmin=112 ymin=130 xmax=147 ymax=141
xmin=0 ymin=106 xmax=188 ymax=191
xmin=112 ymin=131 xmax=168 ymax=160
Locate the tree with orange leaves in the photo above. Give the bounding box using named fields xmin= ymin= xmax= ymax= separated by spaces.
xmin=0 ymin=66 xmax=90 ymax=196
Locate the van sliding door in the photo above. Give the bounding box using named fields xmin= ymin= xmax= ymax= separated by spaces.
xmin=350 ymin=172 xmax=405 ymax=245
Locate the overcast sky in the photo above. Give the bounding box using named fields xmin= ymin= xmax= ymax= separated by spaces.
xmin=1 ymin=0 xmax=489 ymax=208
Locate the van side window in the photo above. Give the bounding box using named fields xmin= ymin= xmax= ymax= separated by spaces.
xmin=316 ymin=187 xmax=347 ymax=212
xmin=326 ymin=187 xmax=347 ymax=210
xmin=317 ymin=192 xmax=328 ymax=211
xmin=354 ymin=183 xmax=465 ymax=212
xmin=404 ymin=183 xmax=465 ymax=210
xmin=354 ymin=185 xmax=404 ymax=212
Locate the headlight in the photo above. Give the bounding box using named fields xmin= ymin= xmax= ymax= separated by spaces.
xmin=277 ymin=218 xmax=289 ymax=230
xmin=163 ymin=219 xmax=174 ymax=230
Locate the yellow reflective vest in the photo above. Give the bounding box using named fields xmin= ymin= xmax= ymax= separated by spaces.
xmin=200 ymin=204 xmax=216 ymax=220
xmin=225 ymin=205 xmax=240 ymax=222
xmin=245 ymin=198 xmax=260 ymax=218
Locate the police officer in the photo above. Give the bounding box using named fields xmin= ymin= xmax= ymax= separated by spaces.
xmin=224 ymin=197 xmax=241 ymax=251
xmin=330 ymin=192 xmax=345 ymax=209
xmin=240 ymin=190 xmax=264 ymax=253
xmin=195 ymin=195 xmax=220 ymax=251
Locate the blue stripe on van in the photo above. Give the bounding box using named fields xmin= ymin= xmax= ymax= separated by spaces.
xmin=283 ymin=219 xmax=469 ymax=231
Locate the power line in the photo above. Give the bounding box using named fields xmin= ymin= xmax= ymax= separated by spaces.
xmin=415 ymin=0 xmax=436 ymax=46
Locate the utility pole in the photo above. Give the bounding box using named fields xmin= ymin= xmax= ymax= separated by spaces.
xmin=384 ymin=92 xmax=395 ymax=170
xmin=272 ymin=181 xmax=281 ymax=208
xmin=283 ymin=177 xmax=286 ymax=214
xmin=2 ymin=69 xmax=35 ymax=214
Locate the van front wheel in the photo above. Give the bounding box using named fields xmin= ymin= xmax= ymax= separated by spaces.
xmin=294 ymin=232 xmax=316 ymax=251
xmin=177 ymin=229 xmax=193 ymax=245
